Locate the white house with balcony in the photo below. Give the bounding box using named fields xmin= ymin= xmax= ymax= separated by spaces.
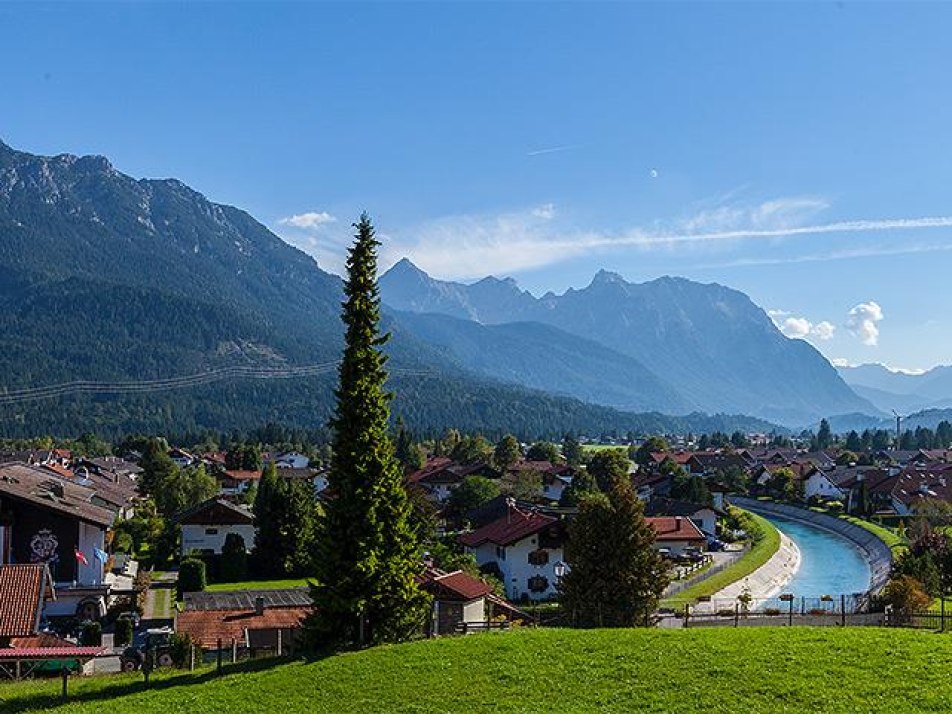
xmin=459 ymin=503 xmax=567 ymax=602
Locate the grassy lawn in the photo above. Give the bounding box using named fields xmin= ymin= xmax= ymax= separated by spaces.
xmin=205 ymin=578 xmax=311 ymax=592
xmin=837 ymin=514 xmax=908 ymax=555
xmin=150 ymin=586 xmax=172 ymax=619
xmin=580 ymin=444 xmax=629 ymax=454
xmin=4 ymin=628 xmax=952 ymax=713
xmin=662 ymin=510 xmax=780 ymax=607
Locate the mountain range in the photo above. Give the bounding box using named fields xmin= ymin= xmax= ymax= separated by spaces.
xmin=380 ymin=259 xmax=877 ymax=425
xmin=0 ymin=140 xmax=779 ymax=439
xmin=837 ymin=363 xmax=952 ymax=415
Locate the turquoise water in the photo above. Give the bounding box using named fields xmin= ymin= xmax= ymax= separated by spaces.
xmin=766 ymin=514 xmax=872 ymax=596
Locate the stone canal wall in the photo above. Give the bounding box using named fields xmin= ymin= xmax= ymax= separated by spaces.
xmin=731 ymin=497 xmax=892 ymax=592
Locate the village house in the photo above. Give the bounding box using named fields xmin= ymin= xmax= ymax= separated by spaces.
xmin=0 ymin=463 xmax=114 ymax=620
xmin=646 ymin=516 xmax=707 ymax=556
xmin=418 ymin=567 xmax=527 ymax=635
xmin=408 ymin=458 xmax=495 ymax=503
xmin=176 ymin=589 xmax=311 ymax=653
xmin=0 ymin=563 xmax=104 ymax=679
xmin=644 ymin=497 xmax=718 ymax=536
xmin=459 ymin=503 xmax=567 ymax=602
xmin=173 ymin=497 xmax=256 ymax=556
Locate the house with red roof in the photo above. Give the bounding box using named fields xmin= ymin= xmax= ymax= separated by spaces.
xmin=176 ymin=589 xmax=310 ymax=652
xmin=459 ymin=502 xmax=567 ymax=602
xmin=646 ymin=516 xmax=707 ymax=556
xmin=408 ymin=458 xmax=495 ymax=503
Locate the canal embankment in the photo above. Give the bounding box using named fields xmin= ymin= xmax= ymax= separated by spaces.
xmin=731 ymin=496 xmax=894 ymax=592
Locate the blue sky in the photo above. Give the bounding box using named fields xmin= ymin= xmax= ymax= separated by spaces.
xmin=3 ymin=2 xmax=952 ymax=371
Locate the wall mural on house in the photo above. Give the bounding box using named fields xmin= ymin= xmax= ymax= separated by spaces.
xmin=29 ymin=528 xmax=59 ymax=566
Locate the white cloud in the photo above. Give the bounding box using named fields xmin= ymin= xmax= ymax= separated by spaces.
xmin=278 ymin=211 xmax=337 ymax=231
xmin=769 ymin=311 xmax=836 ymax=341
xmin=846 ymin=301 xmax=884 ymax=346
xmin=531 ymin=203 xmax=556 ymax=220
xmin=812 ymin=321 xmax=836 ymax=341
xmin=778 ymin=316 xmax=812 ymax=339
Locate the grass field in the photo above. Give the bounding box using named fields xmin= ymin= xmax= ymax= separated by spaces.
xmin=4 ymin=627 xmax=952 ymax=713
xmin=837 ymin=514 xmax=908 ymax=554
xmin=204 ymin=578 xmax=310 ymax=592
xmin=662 ymin=510 xmax=781 ymax=607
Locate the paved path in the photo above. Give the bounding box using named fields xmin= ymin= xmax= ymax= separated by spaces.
xmin=141 ymin=570 xmax=176 ymax=629
xmin=693 ymin=530 xmax=800 ymax=612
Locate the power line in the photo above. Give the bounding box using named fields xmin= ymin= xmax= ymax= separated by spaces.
xmin=0 ymin=363 xmax=435 ymax=406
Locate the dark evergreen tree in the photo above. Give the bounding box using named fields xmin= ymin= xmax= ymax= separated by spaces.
xmin=816 ymin=419 xmax=833 ymax=450
xmin=253 ymin=462 xmax=285 ymax=578
xmin=394 ymin=417 xmax=425 ymax=473
xmin=307 ymin=215 xmax=430 ymax=648
xmin=560 ymin=476 xmax=668 ymax=627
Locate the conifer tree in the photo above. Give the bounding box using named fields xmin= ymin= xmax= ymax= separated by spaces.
xmin=253 ymin=462 xmax=285 ymax=578
xmin=307 ymin=214 xmax=429 ymax=647
xmin=560 ymin=476 xmax=668 ymax=627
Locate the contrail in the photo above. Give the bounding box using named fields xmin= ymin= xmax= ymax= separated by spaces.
xmin=526 ymin=144 xmax=581 ymax=157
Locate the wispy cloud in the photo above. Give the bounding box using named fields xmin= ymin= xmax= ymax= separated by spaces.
xmin=526 ymin=144 xmax=581 ymax=157
xmin=382 ymin=194 xmax=952 ymax=279
xmin=278 ymin=211 xmax=337 ymax=230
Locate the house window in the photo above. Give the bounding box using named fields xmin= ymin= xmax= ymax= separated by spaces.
xmin=495 ymin=546 xmax=507 ymax=561
xmin=527 ymin=575 xmax=549 ymax=593
xmin=205 ymin=528 xmax=219 ymax=536
xmin=528 ymin=549 xmax=549 ymax=566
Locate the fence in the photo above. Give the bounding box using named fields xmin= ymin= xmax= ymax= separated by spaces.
xmin=657 ymin=591 xmax=883 ymax=629
xmin=663 ymin=548 xmax=748 ymax=598
xmin=883 ymin=606 xmax=952 ymax=631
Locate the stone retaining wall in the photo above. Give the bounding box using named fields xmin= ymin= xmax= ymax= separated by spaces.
xmin=731 ymin=497 xmax=892 ymax=592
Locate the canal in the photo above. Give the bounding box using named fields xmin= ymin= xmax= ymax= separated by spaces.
xmin=766 ymin=514 xmax=872 ymax=596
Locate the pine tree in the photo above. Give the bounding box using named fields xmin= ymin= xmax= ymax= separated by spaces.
xmin=307 ymin=214 xmax=430 ymax=648
xmin=560 ymin=476 xmax=669 ymax=627
xmin=253 ymin=462 xmax=286 ymax=578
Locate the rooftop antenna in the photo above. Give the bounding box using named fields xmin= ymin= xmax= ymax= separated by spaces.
xmin=892 ymin=410 xmax=905 ymax=451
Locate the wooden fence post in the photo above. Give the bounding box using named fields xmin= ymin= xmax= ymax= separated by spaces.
xmin=841 ymin=594 xmax=847 ymax=628
xmin=216 ymin=639 xmax=223 ymax=675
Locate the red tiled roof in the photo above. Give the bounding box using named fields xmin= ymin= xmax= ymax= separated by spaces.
xmin=459 ymin=508 xmax=557 ymax=548
xmin=647 ymin=516 xmax=706 ymax=542
xmin=221 ymin=470 xmax=261 ymax=482
xmin=0 ymin=564 xmax=48 ymax=638
xmin=407 ymin=457 xmax=455 ymax=484
xmin=0 ymin=647 xmax=104 ymax=659
xmin=419 ymin=569 xmax=492 ymax=602
xmin=176 ymin=606 xmax=310 ymax=649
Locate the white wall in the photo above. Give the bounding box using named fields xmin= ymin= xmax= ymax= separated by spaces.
xmin=462 ymin=598 xmax=485 ymax=623
xmin=467 ymin=536 xmax=563 ymax=602
xmin=181 ymin=523 xmax=256 ymax=556
xmin=804 ymin=474 xmax=845 ymax=500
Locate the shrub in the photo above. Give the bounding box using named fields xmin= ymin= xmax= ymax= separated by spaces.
xmin=882 ymin=574 xmax=931 ymax=613
xmin=177 ymin=557 xmax=207 ymax=598
xmin=219 ymin=533 xmax=249 ymax=583
xmin=169 ymin=632 xmax=195 ymax=668
xmin=114 ymin=617 xmax=134 ymax=646
xmin=807 ymin=608 xmax=828 ymax=616
xmin=79 ymin=620 xmax=102 ymax=646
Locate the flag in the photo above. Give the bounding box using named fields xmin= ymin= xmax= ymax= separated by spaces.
xmin=75 ymin=548 xmax=89 ymax=566
xmin=94 ymin=547 xmax=109 ymax=564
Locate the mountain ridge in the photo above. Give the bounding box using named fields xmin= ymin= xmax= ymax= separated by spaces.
xmin=380 ymin=259 xmax=878 ymax=425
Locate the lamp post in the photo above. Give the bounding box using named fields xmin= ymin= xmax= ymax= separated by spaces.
xmin=554 ymin=561 xmax=566 ymax=627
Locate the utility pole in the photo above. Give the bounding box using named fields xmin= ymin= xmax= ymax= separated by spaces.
xmin=892 ymin=410 xmax=904 ymax=450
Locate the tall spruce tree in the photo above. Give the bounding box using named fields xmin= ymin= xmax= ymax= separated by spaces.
xmin=307 ymin=214 xmax=429 ymax=648
xmin=560 ymin=476 xmax=669 ymax=627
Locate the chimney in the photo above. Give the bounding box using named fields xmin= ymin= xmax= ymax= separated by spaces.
xmin=675 ymin=516 xmax=682 ymax=530
xmin=254 ymin=596 xmax=265 ymax=616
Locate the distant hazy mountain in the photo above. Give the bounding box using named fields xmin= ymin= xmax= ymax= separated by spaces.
xmin=838 ymin=363 xmax=952 ymax=414
xmin=392 ymin=311 xmax=694 ymax=414
xmin=381 ymin=261 xmax=877 ymax=426
xmin=0 ymin=139 xmax=777 ymax=438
